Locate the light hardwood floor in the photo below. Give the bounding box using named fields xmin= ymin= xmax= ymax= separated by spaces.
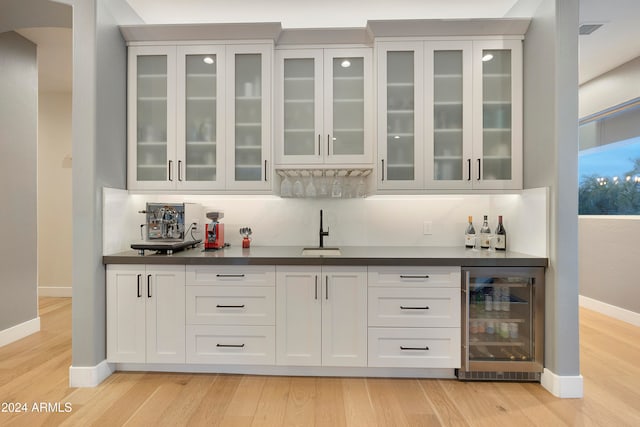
xmin=1 ymin=298 xmax=639 ymax=426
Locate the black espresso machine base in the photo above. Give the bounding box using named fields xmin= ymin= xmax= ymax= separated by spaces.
xmin=130 ymin=240 xmax=202 ymax=255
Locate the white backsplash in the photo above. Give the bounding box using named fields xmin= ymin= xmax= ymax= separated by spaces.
xmin=103 ymin=188 xmax=548 ymax=257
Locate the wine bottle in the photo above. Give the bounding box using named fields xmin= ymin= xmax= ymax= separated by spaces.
xmin=480 ymin=215 xmax=491 ymax=249
xmin=464 ymin=216 xmax=476 ymax=248
xmin=495 ymin=215 xmax=507 ymax=251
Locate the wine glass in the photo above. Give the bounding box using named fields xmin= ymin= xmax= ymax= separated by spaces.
xmin=305 ymin=173 xmax=317 ymax=198
xmin=293 ymin=172 xmax=305 ymax=198
xmin=318 ymin=171 xmax=329 ymax=197
xmin=331 ymin=175 xmax=342 ymax=198
xmin=280 ymin=173 xmax=292 ymax=197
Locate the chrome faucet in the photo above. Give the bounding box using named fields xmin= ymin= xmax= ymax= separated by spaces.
xmin=319 ymin=209 xmax=329 ymax=248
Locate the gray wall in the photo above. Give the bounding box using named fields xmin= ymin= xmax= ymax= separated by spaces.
xmin=0 ymin=0 xmax=71 ymax=33
xmin=0 ymin=32 xmax=38 ymax=331
xmin=522 ymin=0 xmax=580 ymax=375
xmin=579 ymin=217 xmax=640 ymax=314
xmin=62 ymin=0 xmax=141 ymax=367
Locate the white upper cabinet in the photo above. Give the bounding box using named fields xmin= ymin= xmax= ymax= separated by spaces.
xmin=275 ymin=48 xmax=373 ymax=166
xmin=472 ymin=40 xmax=523 ymax=190
xmin=376 ymin=38 xmax=523 ymax=191
xmin=377 ymin=42 xmax=424 ymax=190
xmin=128 ymin=46 xmax=177 ymax=191
xmin=226 ymin=45 xmax=272 ymax=190
xmin=128 ymin=43 xmax=272 ymax=192
xmin=176 ymin=45 xmax=226 ymax=190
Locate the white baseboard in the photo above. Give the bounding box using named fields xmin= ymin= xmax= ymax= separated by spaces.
xmin=69 ymin=360 xmax=114 ymax=387
xmin=38 ymin=286 xmax=72 ymax=297
xmin=541 ymin=368 xmax=583 ymax=398
xmin=0 ymin=317 xmax=40 ymax=348
xmin=579 ymin=295 xmax=640 ymax=327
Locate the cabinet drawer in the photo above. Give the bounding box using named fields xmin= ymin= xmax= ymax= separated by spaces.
xmin=186 ymin=286 xmax=275 ymax=326
xmin=368 ymin=327 xmax=460 ymax=368
xmin=186 ymin=265 xmax=275 ymax=286
xmin=368 ymin=266 xmax=460 ymax=288
xmin=186 ymin=325 xmax=275 ymax=365
xmin=368 ymin=287 xmax=460 ymax=328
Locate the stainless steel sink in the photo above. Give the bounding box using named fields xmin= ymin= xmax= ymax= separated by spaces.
xmin=301 ymin=247 xmax=342 ymax=256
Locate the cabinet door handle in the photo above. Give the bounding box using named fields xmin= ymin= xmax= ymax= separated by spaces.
xmin=318 ymin=134 xmax=321 ymax=156
xmin=400 ymin=346 xmax=429 ymax=351
xmin=264 ymin=160 xmax=268 ymax=181
xmin=325 ymin=276 xmax=328 ymax=300
xmin=216 ymin=343 xmax=245 ymax=348
xmin=399 ymin=275 xmax=429 ymax=279
xmin=467 ymin=159 xmax=471 ymax=181
xmin=168 ymin=160 xmax=173 ymax=181
xmin=178 ymin=160 xmax=183 ymax=182
xmin=216 ymin=304 xmax=246 ymax=309
xmin=381 ymin=159 xmax=385 ymax=181
xmin=327 ymin=134 xmax=330 ymax=156
xmin=315 ymin=275 xmax=318 ymax=300
xmin=147 ymin=274 xmax=152 ymax=298
xmin=216 ymin=274 xmax=245 ymax=278
xmin=137 ymin=274 xmax=142 ymax=298
xmin=400 ymin=306 xmax=430 ymax=310
xmin=477 ymin=158 xmax=481 ymax=181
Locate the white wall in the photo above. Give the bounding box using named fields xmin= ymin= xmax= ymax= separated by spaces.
xmin=38 ymin=91 xmax=72 ymax=296
xmin=103 ymin=188 xmax=548 ymax=257
xmin=578 ymin=55 xmax=640 ymax=321
xmin=578 ymin=216 xmax=640 ymax=318
xmin=579 ymin=56 xmax=640 ymax=119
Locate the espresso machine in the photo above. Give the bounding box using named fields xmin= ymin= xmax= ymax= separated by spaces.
xmin=204 ymin=211 xmax=225 ymax=250
xmin=131 ymin=202 xmax=203 ymax=254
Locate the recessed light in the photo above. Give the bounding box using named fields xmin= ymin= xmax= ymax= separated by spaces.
xmin=203 ymin=56 xmax=214 ymax=65
xmin=341 ymin=59 xmax=351 ymax=68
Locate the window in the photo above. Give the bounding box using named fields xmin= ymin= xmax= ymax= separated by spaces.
xmin=578 ymin=101 xmax=640 ymax=215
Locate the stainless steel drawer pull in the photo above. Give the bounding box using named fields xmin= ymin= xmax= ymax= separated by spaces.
xmin=215 ymin=274 xmax=245 ymax=278
xmin=400 ymin=346 xmax=429 ymax=351
xmin=399 ymin=275 xmax=429 ymax=279
xmin=400 ymin=306 xmax=430 ymax=310
xmin=137 ymin=274 xmax=142 ymax=298
xmin=216 ymin=304 xmax=245 ymax=309
xmin=216 ymin=343 xmax=245 ymax=348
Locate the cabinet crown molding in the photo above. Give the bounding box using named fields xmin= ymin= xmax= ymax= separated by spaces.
xmin=367 ymin=18 xmax=530 ymax=38
xmin=120 ymin=22 xmax=283 ymax=43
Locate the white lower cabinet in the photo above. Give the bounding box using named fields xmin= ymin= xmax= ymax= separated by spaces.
xmin=367 ymin=266 xmax=461 ymax=369
xmin=185 ymin=265 xmax=276 ymax=364
xmin=106 ymin=264 xmax=186 ymax=364
xmin=276 ymin=266 xmax=367 ymax=367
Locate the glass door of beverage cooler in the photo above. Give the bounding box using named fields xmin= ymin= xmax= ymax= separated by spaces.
xmin=460 ymin=267 xmax=544 ymax=379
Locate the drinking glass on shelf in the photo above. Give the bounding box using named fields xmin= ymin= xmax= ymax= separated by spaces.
xmin=356 ymin=177 xmax=366 ymax=198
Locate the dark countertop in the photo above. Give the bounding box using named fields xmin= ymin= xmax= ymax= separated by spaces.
xmin=103 ymin=245 xmax=548 ymax=267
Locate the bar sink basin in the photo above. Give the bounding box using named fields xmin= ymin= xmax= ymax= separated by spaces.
xmin=301 ymin=247 xmax=342 ymax=256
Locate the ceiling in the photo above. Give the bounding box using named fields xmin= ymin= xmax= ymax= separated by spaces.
xmin=14 ymin=0 xmax=640 ymax=92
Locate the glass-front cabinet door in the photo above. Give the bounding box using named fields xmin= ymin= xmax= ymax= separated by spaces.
xmin=176 ymin=46 xmax=226 ymax=190
xmin=276 ymin=48 xmax=372 ymax=166
xmin=276 ymin=50 xmax=324 ymax=164
xmin=472 ymin=40 xmax=522 ymax=190
xmin=461 ymin=267 xmax=544 ymax=377
xmin=128 ymin=46 xmax=176 ymax=190
xmin=227 ymin=45 xmax=272 ymax=190
xmin=377 ymin=42 xmax=423 ymax=189
xmin=324 ymin=48 xmax=373 ymax=165
xmin=424 ymin=41 xmax=473 ymax=189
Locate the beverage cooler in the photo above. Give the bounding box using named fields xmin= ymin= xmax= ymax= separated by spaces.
xmin=458 ymin=267 xmax=545 ymax=381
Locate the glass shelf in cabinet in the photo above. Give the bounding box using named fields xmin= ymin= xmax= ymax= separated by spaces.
xmin=333 ymin=98 xmax=364 ymax=103
xmin=235 ymin=122 xmax=262 ymax=127
xmin=333 ymin=76 xmax=364 ymax=81
xmin=434 ymin=73 xmax=463 ymax=79
xmin=186 ymin=73 xmax=217 ymax=78
xmin=186 ymin=141 xmax=217 ymax=146
xmin=138 ymin=73 xmax=168 ymax=79
xmin=235 ymin=96 xmax=261 ymax=101
xmin=387 ymin=82 xmax=414 ymax=87
xmin=186 ymin=164 xmax=216 ymax=169
xmin=387 ymin=133 xmax=414 ymax=139
xmin=284 ymin=99 xmax=314 ymax=104
xmin=186 ymin=96 xmax=217 ymax=101
xmin=137 ymin=164 xmax=166 ymax=169
xmin=137 ymin=97 xmax=167 ymax=102
xmin=284 ymin=76 xmax=314 ymax=82
xmin=483 ymin=73 xmax=511 ymax=78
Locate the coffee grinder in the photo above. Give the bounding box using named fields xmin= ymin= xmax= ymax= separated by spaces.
xmin=204 ymin=211 xmax=225 ymax=249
